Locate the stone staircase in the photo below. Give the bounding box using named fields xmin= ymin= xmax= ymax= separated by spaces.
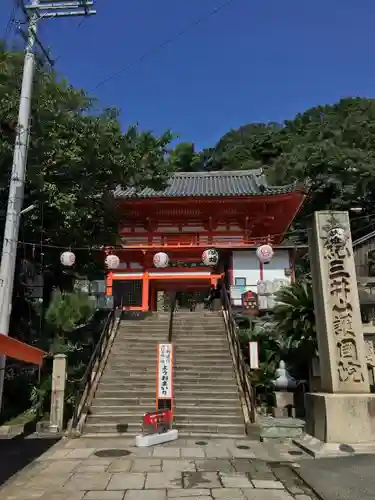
xmin=82 ymin=310 xmax=246 ymax=438
xmin=83 ymin=313 xmax=169 ymax=435
xmin=172 ymin=310 xmax=246 ymax=437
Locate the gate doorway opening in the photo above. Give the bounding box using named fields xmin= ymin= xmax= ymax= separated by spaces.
xmin=150 ymin=278 xmax=214 ymax=311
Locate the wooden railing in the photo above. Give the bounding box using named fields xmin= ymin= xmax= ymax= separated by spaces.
xmin=221 ymin=288 xmax=256 ymax=425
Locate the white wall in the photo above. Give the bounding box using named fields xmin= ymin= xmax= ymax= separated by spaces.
xmin=230 ymin=249 xmax=291 ymax=306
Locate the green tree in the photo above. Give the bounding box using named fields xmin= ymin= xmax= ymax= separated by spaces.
xmin=206 ymin=123 xmax=283 ymax=171
xmin=168 ymin=142 xmax=202 ymax=172
xmin=45 ymin=289 xmax=94 ymax=339
xmin=205 ymin=98 xmax=375 ymax=241
xmin=0 ymin=44 xmax=173 ymax=267
xmin=272 ymin=281 xmax=317 ymax=364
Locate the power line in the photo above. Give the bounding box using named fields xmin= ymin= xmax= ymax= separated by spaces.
xmin=92 ymin=0 xmax=239 ymax=91
xmin=3 ymin=1 xmax=19 ymax=42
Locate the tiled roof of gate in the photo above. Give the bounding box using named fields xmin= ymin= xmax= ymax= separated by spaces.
xmin=113 ymin=169 xmax=299 ymax=199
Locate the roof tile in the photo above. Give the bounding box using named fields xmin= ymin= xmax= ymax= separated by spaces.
xmin=114 ymin=169 xmax=298 ymax=199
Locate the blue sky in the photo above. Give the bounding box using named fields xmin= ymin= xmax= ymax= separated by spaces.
xmin=2 ymin=0 xmax=375 ymax=150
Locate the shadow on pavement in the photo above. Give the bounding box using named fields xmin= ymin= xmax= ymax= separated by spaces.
xmin=0 ymin=436 xmax=60 ymax=487
xmin=298 ymin=454 xmax=375 ymax=500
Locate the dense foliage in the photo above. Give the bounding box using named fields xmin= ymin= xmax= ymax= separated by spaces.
xmin=169 ymin=98 xmax=375 ymax=239
xmin=3 ymin=39 xmax=375 ymax=421
xmin=0 ymin=43 xmax=173 ymax=270
xmin=0 ymin=42 xmax=174 ymax=422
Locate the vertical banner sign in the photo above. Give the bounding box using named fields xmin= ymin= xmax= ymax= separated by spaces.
xmin=249 ymin=341 xmax=259 ymax=370
xmin=157 ymin=343 xmax=173 ymax=411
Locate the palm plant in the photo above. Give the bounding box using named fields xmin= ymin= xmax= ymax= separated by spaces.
xmin=273 ymin=280 xmax=317 ymax=371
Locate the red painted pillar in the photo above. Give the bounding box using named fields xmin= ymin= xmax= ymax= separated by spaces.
xmin=142 ymin=272 xmax=149 ymax=311
xmin=105 ymin=272 xmax=113 ymax=296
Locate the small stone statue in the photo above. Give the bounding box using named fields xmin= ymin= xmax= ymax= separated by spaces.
xmin=273 ymin=360 xmax=297 ymax=391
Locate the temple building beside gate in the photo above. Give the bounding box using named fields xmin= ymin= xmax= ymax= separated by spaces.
xmin=105 ymin=169 xmax=306 ymax=311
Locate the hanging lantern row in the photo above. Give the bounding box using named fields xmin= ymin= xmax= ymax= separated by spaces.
xmin=60 ymin=249 xmax=221 ymax=268
xmin=256 ymin=244 xmax=274 ymax=264
xmin=60 ymin=251 xmax=121 ymax=269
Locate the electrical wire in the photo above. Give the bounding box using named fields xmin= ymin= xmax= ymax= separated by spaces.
xmin=3 ymin=1 xmax=18 ymax=42
xmin=9 ymin=210 xmax=375 ymax=253
xmin=92 ymin=0 xmax=239 ymax=91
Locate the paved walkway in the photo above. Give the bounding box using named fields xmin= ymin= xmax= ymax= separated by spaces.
xmin=0 ymin=436 xmax=317 ymax=500
xmin=298 ymin=453 xmax=375 ymax=500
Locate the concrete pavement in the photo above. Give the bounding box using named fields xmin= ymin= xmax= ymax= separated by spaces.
xmin=0 ymin=436 xmax=318 ymax=500
xmin=298 ymin=453 xmax=375 ymax=500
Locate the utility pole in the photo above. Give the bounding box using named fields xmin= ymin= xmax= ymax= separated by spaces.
xmin=0 ymin=0 xmax=96 ymax=413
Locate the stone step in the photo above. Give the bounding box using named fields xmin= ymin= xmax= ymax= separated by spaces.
xmin=91 ymin=404 xmax=157 ymax=413
xmin=172 ymin=328 xmax=225 ymax=333
xmin=89 ymin=408 xmax=243 ymax=424
xmin=103 ymin=365 xmax=157 ymax=371
xmin=172 ymin=374 xmax=236 ymax=382
xmin=109 ymin=350 xmax=229 ymax=358
xmin=172 ymin=363 xmax=234 ymax=370
xmin=101 ymin=370 xmax=157 ymax=377
xmin=93 ymin=397 xmax=240 ymax=407
xmin=175 ymin=349 xmax=230 ymax=355
xmin=100 ymin=374 xmax=237 ymax=390
xmin=92 ymin=397 xmax=156 ymax=406
xmin=173 ymin=343 xmax=229 ymax=348
xmin=87 ymin=412 xmax=156 ymax=423
xmin=112 ymin=341 xmax=167 ymax=346
xmin=96 ymin=388 xmax=238 ymax=399
xmin=173 ymin=369 xmax=235 ymax=376
xmin=108 ymin=355 xmax=231 ymax=364
xmin=173 ymin=388 xmax=239 ymax=396
xmin=98 ymin=380 xmax=157 ymax=390
xmin=113 ymin=339 xmax=167 ymax=344
xmin=82 ymin=421 xmax=142 ymax=435
xmin=103 ymin=367 xmax=234 ymax=376
xmin=81 ymin=430 xmax=246 ymax=439
xmin=174 ymin=398 xmax=241 ymax=407
xmin=173 ymin=381 xmax=237 ymax=390
xmin=174 ymin=405 xmax=242 ymax=416
xmin=174 ymin=413 xmax=244 ymax=424
xmin=174 ymin=344 xmax=229 ymax=349
xmin=174 ymin=355 xmax=231 ymax=361
xmin=106 ymin=362 xmax=234 ymax=370
xmin=112 ymin=343 xmax=166 ymax=348
xmin=117 ymin=332 xmax=167 ymax=336
xmin=118 ymin=321 xmax=170 ymax=326
xmin=173 ymin=422 xmax=245 ymax=435
xmin=172 ymin=337 xmax=227 ymax=341
xmin=95 ymin=388 xmax=156 ymax=397
xmin=174 ymin=312 xmax=222 ymax=316
xmin=99 ymin=373 xmax=156 ymax=382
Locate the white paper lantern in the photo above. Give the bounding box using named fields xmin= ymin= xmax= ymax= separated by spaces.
xmin=153 ymin=252 xmax=169 ymax=268
xmin=256 ymin=244 xmax=274 ymax=264
xmin=202 ymin=248 xmax=219 ymax=267
xmin=105 ymin=254 xmax=120 ymax=269
xmin=60 ymin=251 xmax=76 ymax=267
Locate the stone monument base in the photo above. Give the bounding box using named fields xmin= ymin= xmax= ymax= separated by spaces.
xmin=294 ymin=392 xmax=375 ymax=457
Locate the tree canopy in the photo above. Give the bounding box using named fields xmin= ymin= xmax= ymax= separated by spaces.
xmin=3 ymin=40 xmax=375 ymax=254
xmin=167 ymin=97 xmax=375 ymax=239
xmin=0 ymin=43 xmax=173 ymax=267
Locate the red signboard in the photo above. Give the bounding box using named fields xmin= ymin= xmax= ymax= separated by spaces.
xmin=143 ymin=410 xmax=172 ymax=426
xmin=241 ymin=290 xmax=259 ymax=316
xmin=142 ymin=410 xmax=173 ymax=435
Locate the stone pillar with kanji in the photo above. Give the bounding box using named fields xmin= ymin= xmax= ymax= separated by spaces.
xmin=299 ymin=211 xmax=375 ymax=455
